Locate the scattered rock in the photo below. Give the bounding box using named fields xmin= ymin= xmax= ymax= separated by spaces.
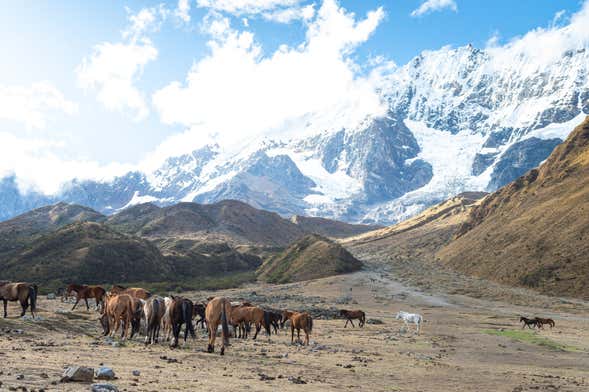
xmin=46 ymin=293 xmax=56 ymax=300
xmin=91 ymin=383 xmax=119 ymax=392
xmin=95 ymin=367 xmax=116 ymax=380
xmin=259 ymin=373 xmax=275 ymax=381
xmin=16 ymin=374 xmax=24 ymax=380
xmin=61 ymin=366 xmax=94 ymax=383
xmin=367 ymin=318 xmax=384 ymax=325
xmin=132 ymin=370 xmax=140 ymax=377
xmin=288 ymin=376 xmax=307 ymax=384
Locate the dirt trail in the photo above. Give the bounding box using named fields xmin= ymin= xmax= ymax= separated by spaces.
xmin=1 ymin=266 xmax=588 ymax=391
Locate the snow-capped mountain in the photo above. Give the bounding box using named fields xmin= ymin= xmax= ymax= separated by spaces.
xmin=2 ymin=43 xmax=589 ymax=224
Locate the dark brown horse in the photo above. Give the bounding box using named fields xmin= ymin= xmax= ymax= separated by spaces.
xmin=193 ymin=302 xmax=207 ymax=329
xmin=169 ymin=296 xmax=196 ymax=348
xmin=0 ymin=282 xmax=37 ymax=318
xmin=110 ymin=285 xmax=151 ymax=300
xmin=535 ymin=317 xmax=555 ymax=329
xmin=339 ymin=309 xmax=366 ymax=328
xmin=67 ymin=284 xmax=106 ymax=311
xmin=520 ymin=316 xmax=539 ymax=329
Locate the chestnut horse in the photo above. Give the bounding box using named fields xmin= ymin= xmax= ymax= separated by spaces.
xmin=100 ymin=294 xmax=134 ymax=339
xmin=67 ymin=284 xmax=105 ymax=311
xmin=109 ymin=285 xmax=151 ymax=300
xmin=205 ymin=297 xmax=231 ymax=355
xmin=339 ymin=309 xmax=366 ymax=328
xmin=230 ymin=306 xmax=271 ymax=339
xmin=535 ymin=317 xmax=555 ymax=329
xmin=0 ymin=282 xmax=37 ymax=318
xmin=282 ymin=310 xmax=313 ymax=345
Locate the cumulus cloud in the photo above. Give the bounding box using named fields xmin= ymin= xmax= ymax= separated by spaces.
xmin=411 ymin=0 xmax=457 ymax=17
xmin=0 ymin=82 xmax=77 ymax=130
xmin=486 ymin=0 xmax=589 ymax=71
xmin=0 ymin=132 xmax=133 ymax=195
xmin=149 ymin=0 xmax=386 ymax=166
xmin=196 ymin=0 xmax=303 ymax=15
xmin=175 ymin=0 xmax=191 ymax=23
xmin=76 ymin=6 xmax=165 ymax=120
xmin=263 ymin=4 xmax=315 ymax=23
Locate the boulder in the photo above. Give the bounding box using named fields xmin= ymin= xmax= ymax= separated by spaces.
xmin=61 ymin=366 xmax=94 ymax=383
xmin=95 ymin=367 xmax=116 ymax=380
xmin=91 ymin=383 xmax=119 ymax=392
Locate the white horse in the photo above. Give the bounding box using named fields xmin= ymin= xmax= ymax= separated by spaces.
xmin=395 ymin=311 xmax=423 ymax=334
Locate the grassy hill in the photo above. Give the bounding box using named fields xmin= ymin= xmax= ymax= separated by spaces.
xmin=0 ymin=222 xmax=173 ymax=290
xmin=438 ymin=117 xmax=589 ymax=298
xmin=258 ymin=234 xmax=363 ymax=283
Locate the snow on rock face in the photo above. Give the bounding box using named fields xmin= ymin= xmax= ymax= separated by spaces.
xmin=2 ymin=42 xmax=589 ymax=224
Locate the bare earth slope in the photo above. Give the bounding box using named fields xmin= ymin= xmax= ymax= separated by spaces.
xmin=438 ymin=117 xmax=589 ymax=299
xmin=289 ymin=214 xmax=382 ymax=238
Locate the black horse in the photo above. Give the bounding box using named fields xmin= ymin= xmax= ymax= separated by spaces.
xmin=170 ymin=297 xmax=196 ymax=347
xmin=520 ymin=316 xmax=539 ymax=329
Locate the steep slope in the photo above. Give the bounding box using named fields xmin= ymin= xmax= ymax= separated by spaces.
xmin=258 ymin=234 xmax=363 ymax=283
xmin=343 ymin=192 xmax=486 ymax=264
xmin=438 ymin=117 xmax=589 ymax=298
xmin=290 ymin=215 xmax=382 ymax=238
xmin=0 ymin=222 xmax=173 ymax=288
xmin=0 ymin=202 xmax=105 ymax=259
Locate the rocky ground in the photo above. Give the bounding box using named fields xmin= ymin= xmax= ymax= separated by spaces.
xmin=1 ymin=268 xmax=588 ymax=391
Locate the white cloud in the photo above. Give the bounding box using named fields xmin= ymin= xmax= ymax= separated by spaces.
xmin=486 ymin=0 xmax=589 ymax=71
xmin=0 ymin=82 xmax=78 ymax=130
xmin=150 ymin=0 xmax=386 ymax=166
xmin=175 ymin=0 xmax=191 ymax=23
xmin=77 ymin=6 xmax=165 ymax=121
xmin=196 ymin=0 xmax=303 ymax=15
xmin=263 ymin=4 xmax=315 ymax=23
xmin=0 ymin=132 xmax=132 ymax=195
xmin=411 ymin=0 xmax=457 ymax=17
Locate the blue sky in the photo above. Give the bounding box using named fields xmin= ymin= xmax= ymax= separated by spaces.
xmin=0 ymin=0 xmax=586 ymax=193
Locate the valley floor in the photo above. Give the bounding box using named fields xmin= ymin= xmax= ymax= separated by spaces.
xmin=1 ymin=266 xmax=589 ymax=391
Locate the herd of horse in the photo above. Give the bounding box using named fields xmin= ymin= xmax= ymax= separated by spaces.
xmin=0 ymin=281 xmax=558 ymax=355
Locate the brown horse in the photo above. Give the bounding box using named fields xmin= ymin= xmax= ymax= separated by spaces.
xmin=67 ymin=284 xmax=106 ymax=311
xmin=100 ymin=294 xmax=134 ymax=339
xmin=535 ymin=317 xmax=555 ymax=329
xmin=0 ymin=282 xmax=37 ymax=318
xmin=205 ymin=297 xmax=231 ymax=355
xmin=230 ymin=306 xmax=271 ymax=339
xmin=110 ymin=285 xmax=151 ymax=300
xmin=282 ymin=310 xmax=313 ymax=345
xmin=143 ymin=296 xmax=165 ymax=345
xmin=339 ymin=309 xmax=366 ymax=328
xmin=169 ymin=296 xmax=196 ymax=348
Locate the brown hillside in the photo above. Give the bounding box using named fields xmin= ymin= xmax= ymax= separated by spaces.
xmin=343 ymin=192 xmax=486 ymax=264
xmin=438 ymin=117 xmax=589 ymax=298
xmin=290 ymin=215 xmax=382 ymax=238
xmin=108 ymin=200 xmax=305 ymax=246
xmin=0 ymin=222 xmax=173 ymax=289
xmin=257 ymin=234 xmax=363 ymax=283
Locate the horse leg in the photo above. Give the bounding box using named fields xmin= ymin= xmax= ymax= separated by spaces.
xmin=20 ymin=298 xmax=28 ymax=317
xmin=253 ymin=322 xmax=261 ymax=340
xmin=291 ymin=324 xmax=295 ymax=344
xmin=350 ymin=319 xmax=355 ymax=328
xmin=297 ymin=328 xmax=301 ymax=344
xmin=3 ymin=299 xmax=7 ymax=318
xmin=72 ymin=297 xmax=80 ymax=310
xmin=207 ymin=322 xmax=216 ymax=353
xmin=344 ymin=319 xmax=348 ymax=328
xmin=84 ymin=298 xmax=90 ymax=311
xmin=305 ymin=329 xmax=309 ymax=346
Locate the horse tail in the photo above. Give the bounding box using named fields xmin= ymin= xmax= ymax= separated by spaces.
xmin=182 ymin=301 xmax=195 ymax=338
xmin=307 ymin=315 xmax=313 ymax=332
xmin=263 ymin=310 xmax=271 ymax=335
xmin=221 ymin=300 xmax=229 ymax=343
xmin=29 ymin=284 xmax=37 ymax=315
